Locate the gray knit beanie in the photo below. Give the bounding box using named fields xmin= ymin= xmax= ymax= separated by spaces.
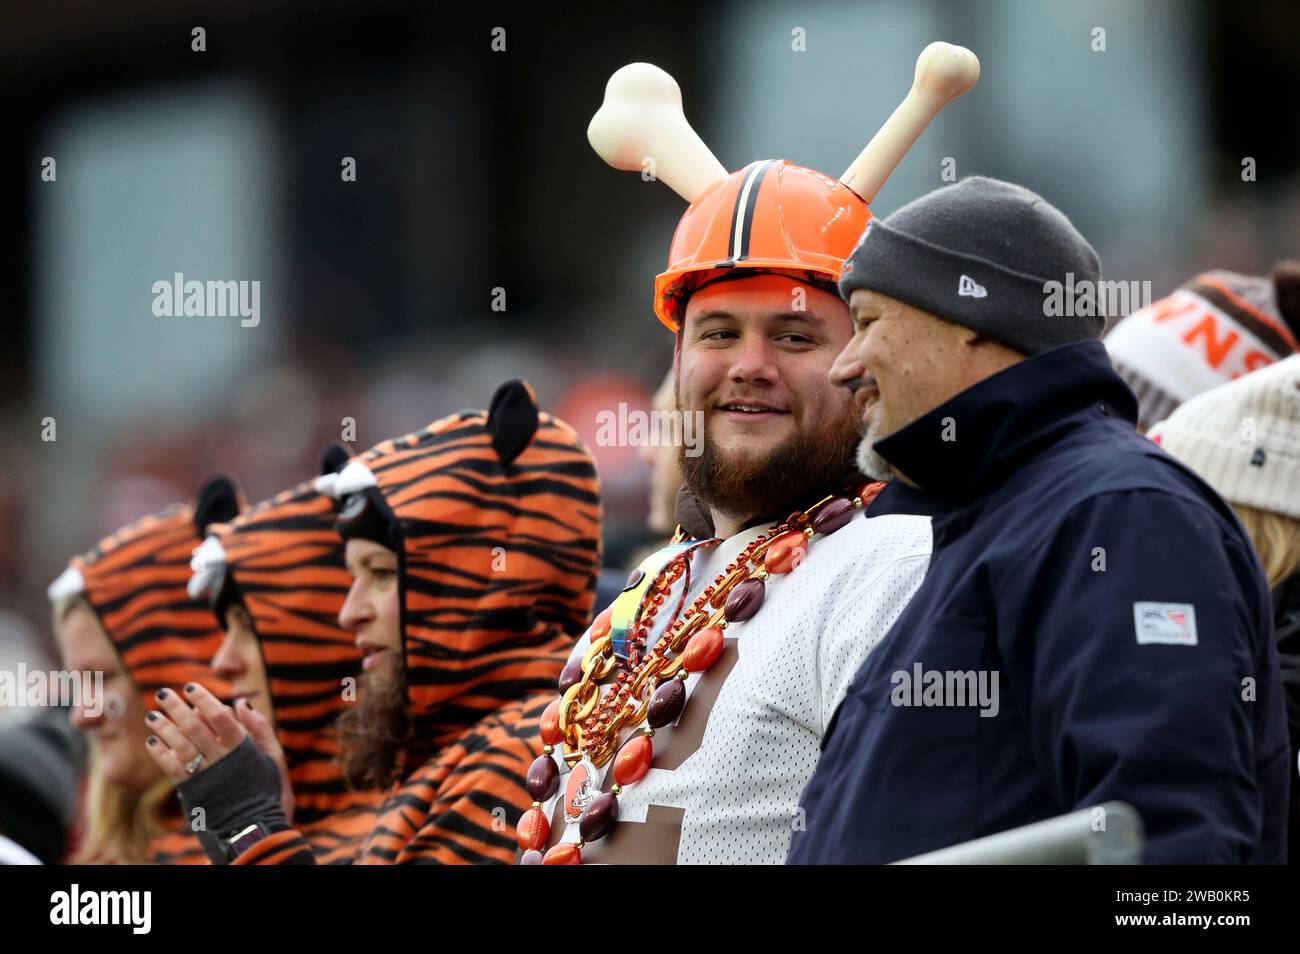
xmin=839 ymin=176 xmax=1103 ymax=355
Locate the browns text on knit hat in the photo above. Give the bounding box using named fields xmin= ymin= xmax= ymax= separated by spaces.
xmin=1106 ymin=262 xmax=1300 ymax=431
xmin=838 ymin=176 xmax=1103 ymax=355
xmin=1148 ymin=353 xmax=1300 ymax=521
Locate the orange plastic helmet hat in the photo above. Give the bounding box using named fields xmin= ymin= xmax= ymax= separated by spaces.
xmin=653 ymin=159 xmax=871 ymax=330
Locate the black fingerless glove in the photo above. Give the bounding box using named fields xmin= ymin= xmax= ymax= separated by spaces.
xmin=175 ymin=736 xmax=290 ymax=864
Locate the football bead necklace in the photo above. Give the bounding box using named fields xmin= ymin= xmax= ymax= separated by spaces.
xmin=516 ymin=480 xmax=886 ymax=864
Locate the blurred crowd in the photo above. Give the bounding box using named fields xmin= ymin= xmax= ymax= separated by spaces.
xmin=2 ymin=0 xmax=1299 ymax=871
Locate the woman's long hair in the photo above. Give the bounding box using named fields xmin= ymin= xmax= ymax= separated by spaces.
xmin=71 ymin=752 xmax=174 ymax=864
xmin=54 ymin=594 xmax=175 ymax=864
xmin=1234 ymin=505 xmax=1300 ymax=589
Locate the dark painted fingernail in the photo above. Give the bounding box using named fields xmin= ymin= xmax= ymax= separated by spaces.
xmin=156 ymin=688 xmax=168 ymax=700
xmin=147 ymin=737 xmax=156 ymax=746
xmin=184 ymin=683 xmax=196 ymax=694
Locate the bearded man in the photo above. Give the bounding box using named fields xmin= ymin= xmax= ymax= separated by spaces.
xmin=520 ymin=157 xmax=938 ymax=864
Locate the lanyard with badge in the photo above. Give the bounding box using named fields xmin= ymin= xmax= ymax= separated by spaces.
xmin=608 ymin=537 xmax=721 ymax=662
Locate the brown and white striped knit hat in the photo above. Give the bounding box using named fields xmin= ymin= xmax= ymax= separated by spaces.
xmin=1105 ymin=263 xmax=1300 ymax=431
xmin=1149 ymin=353 xmax=1300 ymax=521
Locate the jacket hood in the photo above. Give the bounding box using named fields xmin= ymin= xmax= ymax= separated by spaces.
xmin=323 ymin=380 xmax=602 ymax=758
xmin=49 ymin=504 xmax=234 ymax=714
xmin=196 ymin=475 xmax=365 ymax=818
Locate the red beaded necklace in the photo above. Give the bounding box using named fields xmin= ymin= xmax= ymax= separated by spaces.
xmin=517 ymin=480 xmax=885 ymax=864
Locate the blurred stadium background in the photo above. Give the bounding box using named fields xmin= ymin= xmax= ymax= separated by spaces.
xmin=2 ymin=0 xmax=1298 ymax=673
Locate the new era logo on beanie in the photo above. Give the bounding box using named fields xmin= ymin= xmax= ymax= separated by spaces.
xmin=838 ymin=176 xmax=1102 ymax=355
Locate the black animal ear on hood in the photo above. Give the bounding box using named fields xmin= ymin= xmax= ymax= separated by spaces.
xmin=194 ymin=475 xmax=243 ymax=536
xmin=319 ymin=441 xmax=353 ymax=477
xmin=486 ymin=379 xmax=540 ymax=467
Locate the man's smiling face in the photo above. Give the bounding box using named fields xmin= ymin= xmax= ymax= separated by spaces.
xmin=830 ymin=286 xmax=1026 ymax=481
xmin=675 ymin=272 xmax=861 ymax=522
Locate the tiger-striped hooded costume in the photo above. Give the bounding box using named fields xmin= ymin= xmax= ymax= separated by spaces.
xmin=50 ymin=498 xmax=238 ymax=864
xmin=190 ymin=450 xmax=386 ymax=863
xmin=233 ymin=380 xmax=602 ymax=864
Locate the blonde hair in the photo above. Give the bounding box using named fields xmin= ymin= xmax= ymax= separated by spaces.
xmin=1233 ymin=504 xmax=1300 ymax=590
xmin=53 ymin=593 xmax=175 ymax=864
xmin=72 ymin=755 xmax=175 ymax=864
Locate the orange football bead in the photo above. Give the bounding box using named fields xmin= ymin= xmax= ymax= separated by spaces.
xmin=612 ymin=733 xmax=654 ymax=786
xmin=539 ymin=698 xmax=563 ymax=746
xmin=542 ymin=842 xmax=581 ymax=865
xmin=516 ymin=806 xmax=550 ymax=852
xmin=682 ymin=625 xmax=724 ymax=672
xmin=764 ymin=530 xmax=808 ymax=574
xmin=857 ymin=481 xmax=887 ymax=507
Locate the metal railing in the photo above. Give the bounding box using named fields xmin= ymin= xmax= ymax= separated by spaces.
xmin=892 ymin=801 xmax=1144 ymax=864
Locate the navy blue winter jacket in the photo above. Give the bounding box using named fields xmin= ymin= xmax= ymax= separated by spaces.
xmin=788 ymin=341 xmax=1290 ymax=864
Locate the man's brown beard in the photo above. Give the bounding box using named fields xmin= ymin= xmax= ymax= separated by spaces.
xmin=339 ymin=651 xmax=412 ymax=790
xmin=678 ymin=402 xmax=862 ymax=527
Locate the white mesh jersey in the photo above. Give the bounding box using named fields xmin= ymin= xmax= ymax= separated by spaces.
xmin=541 ymin=508 xmax=932 ymax=864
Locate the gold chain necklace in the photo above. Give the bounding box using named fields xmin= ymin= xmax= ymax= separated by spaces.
xmin=516 ymin=480 xmax=885 ymax=864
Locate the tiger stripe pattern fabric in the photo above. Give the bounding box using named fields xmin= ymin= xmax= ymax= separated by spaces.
xmin=234 ymin=383 xmax=602 ymax=864
xmin=69 ymin=504 xmax=235 ymax=864
xmin=210 ymin=479 xmax=384 ymax=862
xmin=360 ymin=404 xmax=602 ymax=761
